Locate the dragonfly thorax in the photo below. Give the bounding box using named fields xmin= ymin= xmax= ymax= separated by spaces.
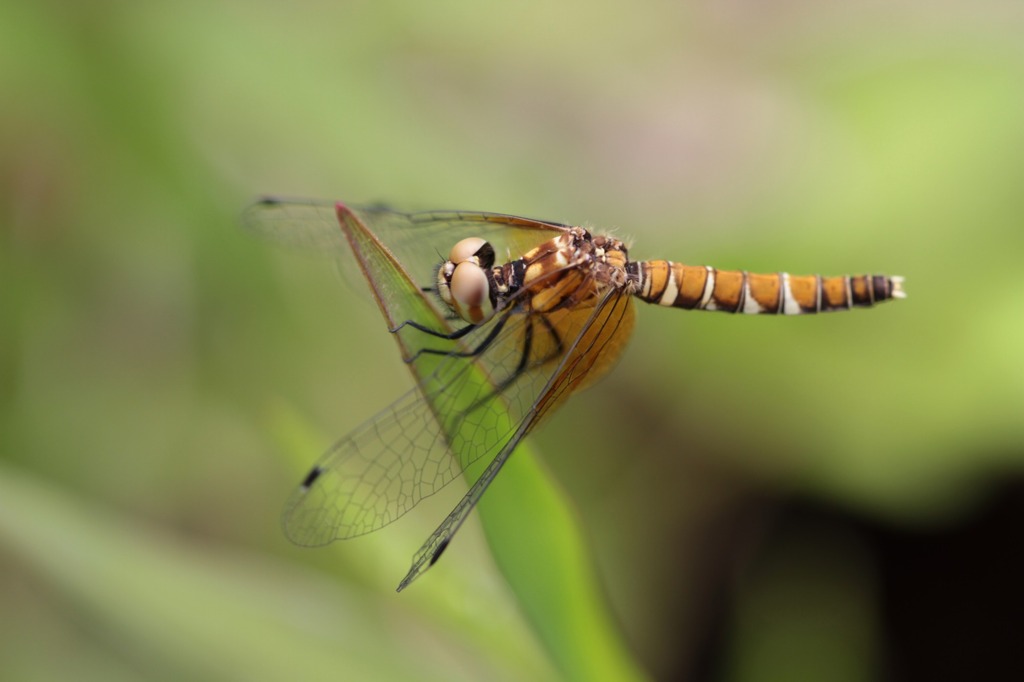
xmin=512 ymin=228 xmax=631 ymax=312
xmin=438 ymin=228 xmax=635 ymax=325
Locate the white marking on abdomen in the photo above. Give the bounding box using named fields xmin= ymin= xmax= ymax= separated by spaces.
xmin=781 ymin=272 xmax=800 ymax=315
xmin=699 ymin=266 xmax=716 ymax=309
xmin=741 ymin=275 xmax=764 ymax=314
xmin=640 ymin=264 xmax=653 ymax=299
xmin=658 ymin=266 xmax=679 ymax=306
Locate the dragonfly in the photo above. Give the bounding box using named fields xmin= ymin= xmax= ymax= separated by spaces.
xmin=244 ymin=197 xmax=904 ymax=591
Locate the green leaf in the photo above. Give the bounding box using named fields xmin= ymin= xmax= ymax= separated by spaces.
xmin=479 ymin=441 xmax=648 ymax=682
xmin=0 ymin=463 xmax=552 ymax=682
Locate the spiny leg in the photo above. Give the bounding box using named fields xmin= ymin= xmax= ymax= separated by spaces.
xmin=391 ymin=318 xmax=475 ymax=339
xmin=400 ymin=313 xmax=512 ymax=365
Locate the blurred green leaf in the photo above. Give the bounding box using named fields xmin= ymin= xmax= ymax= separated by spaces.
xmin=0 ymin=464 xmax=554 ymax=682
xmin=479 ymin=441 xmax=647 ymax=682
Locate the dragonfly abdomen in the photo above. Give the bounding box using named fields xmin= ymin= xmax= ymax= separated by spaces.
xmin=629 ymin=260 xmax=904 ymax=314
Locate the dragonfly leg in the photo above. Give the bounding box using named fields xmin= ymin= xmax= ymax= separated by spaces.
xmin=390 ymin=319 xmax=475 ymax=339
xmin=402 ymin=313 xmax=511 ymax=364
xmin=536 ymin=313 xmax=564 ymax=360
xmin=456 ymin=311 xmax=565 ymax=416
xmin=462 ymin=312 xmax=565 ymax=413
xmin=459 ymin=316 xmax=535 ymax=414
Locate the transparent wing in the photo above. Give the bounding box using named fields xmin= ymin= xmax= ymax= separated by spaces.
xmin=243 ymin=196 xmax=571 ymax=256
xmin=397 ymin=287 xmax=636 ymax=590
xmin=282 ymin=302 xmax=549 ymax=544
xmin=243 ymin=196 xmax=570 ymax=287
xmin=283 ymin=270 xmax=626 ymax=546
xmin=274 ymin=200 xmax=594 ymax=545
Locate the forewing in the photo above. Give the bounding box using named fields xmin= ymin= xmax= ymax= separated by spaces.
xmin=242 ymin=196 xmax=570 ymax=302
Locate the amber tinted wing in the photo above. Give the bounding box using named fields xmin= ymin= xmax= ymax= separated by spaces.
xmin=397 ymin=287 xmax=636 ymax=590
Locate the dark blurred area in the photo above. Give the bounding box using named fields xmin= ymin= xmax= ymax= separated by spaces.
xmin=676 ymin=478 xmax=1024 ymax=682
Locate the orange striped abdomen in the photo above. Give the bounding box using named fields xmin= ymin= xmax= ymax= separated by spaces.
xmin=629 ymin=261 xmax=904 ymax=314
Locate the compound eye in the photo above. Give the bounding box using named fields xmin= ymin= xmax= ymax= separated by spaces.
xmin=449 ymin=261 xmax=494 ymax=324
xmin=449 ymin=237 xmax=495 ymax=268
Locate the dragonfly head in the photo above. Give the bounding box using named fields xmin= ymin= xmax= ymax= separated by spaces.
xmin=437 ymin=237 xmax=497 ymax=325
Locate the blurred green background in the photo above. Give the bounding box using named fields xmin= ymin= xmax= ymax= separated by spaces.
xmin=3 ymin=1 xmax=1023 ymax=680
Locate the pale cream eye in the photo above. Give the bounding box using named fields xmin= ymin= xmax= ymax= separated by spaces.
xmin=450 ymin=261 xmax=494 ymax=324
xmin=449 ymin=237 xmax=489 ymax=266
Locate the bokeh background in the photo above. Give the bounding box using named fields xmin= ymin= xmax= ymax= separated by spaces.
xmin=3 ymin=1 xmax=1023 ymax=680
